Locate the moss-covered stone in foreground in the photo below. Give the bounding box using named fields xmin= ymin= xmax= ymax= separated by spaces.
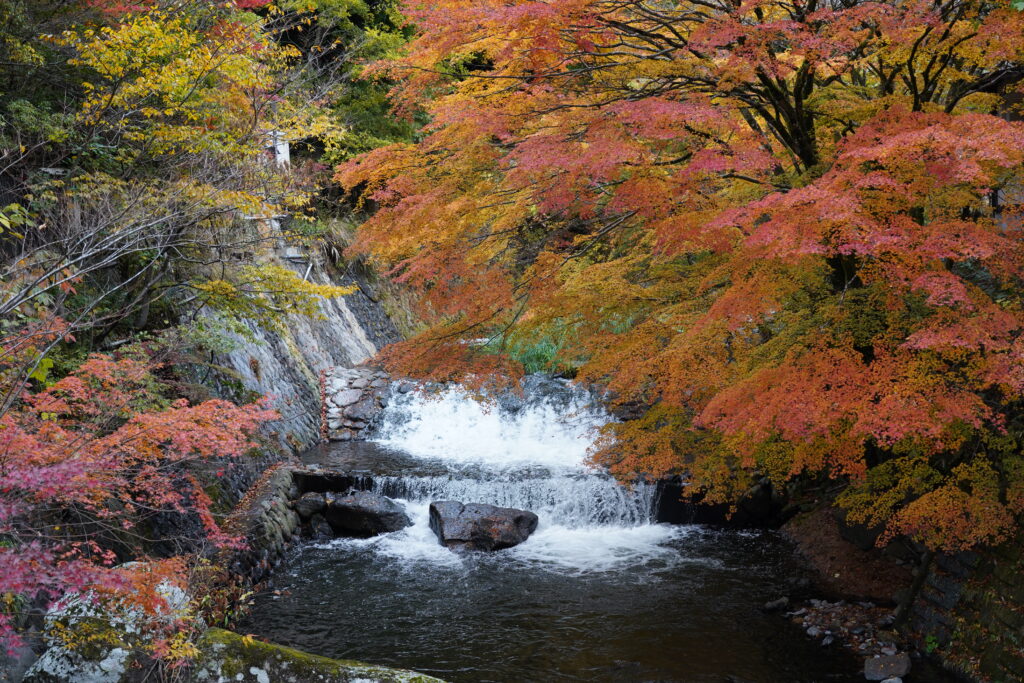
xmin=192 ymin=628 xmax=447 ymax=683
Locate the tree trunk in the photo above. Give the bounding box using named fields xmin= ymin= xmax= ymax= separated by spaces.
xmin=894 ymin=549 xmax=934 ymax=630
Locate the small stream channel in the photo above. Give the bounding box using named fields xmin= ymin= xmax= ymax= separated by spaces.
xmin=239 ymin=379 xmax=876 ymax=682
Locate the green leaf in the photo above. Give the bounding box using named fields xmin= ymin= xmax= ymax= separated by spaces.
xmin=29 ymin=357 xmax=54 ymax=385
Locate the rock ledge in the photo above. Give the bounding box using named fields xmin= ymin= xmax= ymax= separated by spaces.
xmin=194 ymin=627 xmax=445 ymax=682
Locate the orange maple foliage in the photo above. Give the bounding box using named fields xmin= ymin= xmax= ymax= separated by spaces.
xmin=339 ymin=0 xmax=1024 ymax=551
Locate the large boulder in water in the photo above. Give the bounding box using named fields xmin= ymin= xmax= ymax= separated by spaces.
xmin=429 ymin=501 xmax=539 ymax=551
xmin=293 ymin=491 xmax=326 ymax=519
xmin=323 ymin=490 xmax=412 ymax=537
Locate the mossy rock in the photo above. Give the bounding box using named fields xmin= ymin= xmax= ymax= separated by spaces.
xmin=192 ymin=628 xmax=446 ymax=682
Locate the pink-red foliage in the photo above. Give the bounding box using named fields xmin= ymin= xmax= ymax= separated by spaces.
xmin=0 ymin=352 xmax=277 ymax=648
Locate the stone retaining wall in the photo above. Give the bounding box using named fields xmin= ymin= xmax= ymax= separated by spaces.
xmin=910 ymin=541 xmax=1024 ymax=682
xmin=323 ymin=365 xmax=392 ymax=441
xmin=205 ymin=254 xmax=400 ymax=452
xmin=226 ymin=466 xmax=376 ymax=583
xmin=226 ymin=465 xmax=303 ymax=584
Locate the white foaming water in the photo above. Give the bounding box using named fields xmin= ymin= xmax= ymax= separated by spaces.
xmin=342 ymin=377 xmax=683 ymax=573
xmin=372 ymin=383 xmax=607 ymax=470
xmin=318 ymin=501 xmax=689 ymax=574
xmin=371 ymin=474 xmax=657 ymax=528
xmin=509 ymin=523 xmax=692 ymax=573
xmin=317 ymin=501 xmax=464 ymax=568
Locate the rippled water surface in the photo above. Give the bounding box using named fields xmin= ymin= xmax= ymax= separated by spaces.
xmin=242 ymin=519 xmax=870 ymax=682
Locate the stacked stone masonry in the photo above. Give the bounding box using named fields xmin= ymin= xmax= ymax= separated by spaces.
xmin=910 ymin=541 xmax=1024 ymax=682
xmin=324 ymin=365 xmax=391 ymax=441
xmin=228 ymin=466 xmax=380 ymax=583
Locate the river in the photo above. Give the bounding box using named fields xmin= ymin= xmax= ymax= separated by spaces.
xmin=239 ymin=378 xmax=882 ymax=682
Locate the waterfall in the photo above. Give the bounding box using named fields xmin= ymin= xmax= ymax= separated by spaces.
xmin=316 ymin=377 xmax=680 ymax=572
xmin=244 ymin=383 xmax=880 ymax=683
xmin=365 ymin=377 xmax=659 ymax=526
xmin=371 ymin=378 xmax=606 ymax=470
xmin=371 ymin=475 xmax=658 ymax=528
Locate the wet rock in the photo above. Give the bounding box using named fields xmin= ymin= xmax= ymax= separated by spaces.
xmin=344 ymin=396 xmax=379 ymax=422
xmin=309 ymin=513 xmax=333 ymax=540
xmin=324 ymin=491 xmax=412 ymax=537
xmin=292 ymin=470 xmax=366 ymax=494
xmin=496 ymin=392 xmax=526 ymax=414
xmin=194 ymin=627 xmax=445 ymax=682
xmin=864 ymin=653 xmax=911 ymax=680
xmin=429 ymin=501 xmax=539 ymax=551
xmin=332 ymin=388 xmax=363 ymax=407
xmin=762 ymin=597 xmax=789 ymax=612
xmin=880 ymin=678 xmax=903 ymax=683
xmin=293 ymin=492 xmax=326 ymax=519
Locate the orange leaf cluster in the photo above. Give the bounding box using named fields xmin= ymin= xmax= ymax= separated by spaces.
xmin=339 ymin=0 xmax=1024 ymax=551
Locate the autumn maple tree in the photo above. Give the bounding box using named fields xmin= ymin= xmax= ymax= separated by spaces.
xmin=0 ymin=0 xmax=364 ymax=655
xmin=0 ymin=336 xmax=277 ymax=650
xmin=339 ymin=0 xmax=1024 ymax=552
